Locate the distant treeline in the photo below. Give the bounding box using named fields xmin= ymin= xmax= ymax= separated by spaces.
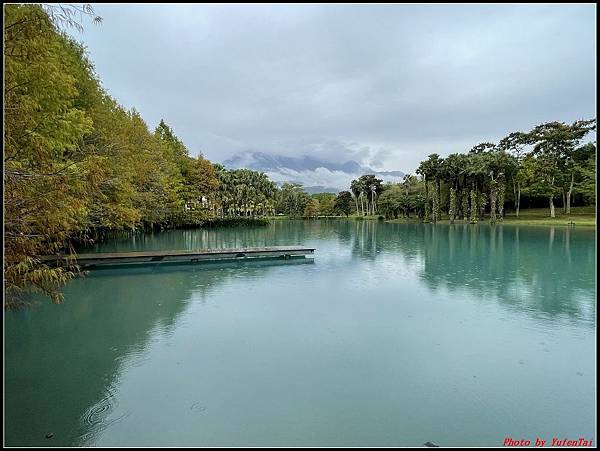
xmin=385 ymin=121 xmax=597 ymax=222
xmin=299 ymin=121 xmax=597 ymax=222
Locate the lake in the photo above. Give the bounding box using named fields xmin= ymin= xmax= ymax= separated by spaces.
xmin=5 ymin=220 xmax=596 ymax=446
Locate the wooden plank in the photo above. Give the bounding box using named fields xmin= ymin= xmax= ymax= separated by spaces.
xmin=41 ymin=246 xmax=315 ymax=268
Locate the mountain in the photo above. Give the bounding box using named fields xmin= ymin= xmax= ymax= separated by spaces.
xmin=302 ymin=186 xmax=341 ymax=195
xmin=222 ymin=151 xmax=405 ymax=193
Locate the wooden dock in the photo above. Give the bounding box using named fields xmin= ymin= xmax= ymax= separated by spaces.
xmin=41 ymin=246 xmax=315 ymax=268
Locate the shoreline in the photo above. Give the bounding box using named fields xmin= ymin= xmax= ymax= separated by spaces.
xmin=385 ymin=218 xmax=596 ymax=228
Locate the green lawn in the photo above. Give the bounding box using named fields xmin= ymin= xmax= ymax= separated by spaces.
xmin=267 ymin=207 xmax=596 ymax=227
xmin=501 ymin=206 xmax=596 ymax=227
xmin=266 ymin=214 xmax=385 ymax=220
xmin=386 ymin=206 xmax=596 ymax=227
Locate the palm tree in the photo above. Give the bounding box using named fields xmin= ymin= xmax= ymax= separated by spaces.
xmin=350 ymin=179 xmax=361 ymax=216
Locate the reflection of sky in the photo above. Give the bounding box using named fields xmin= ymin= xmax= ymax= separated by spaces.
xmin=88 ymin=221 xmax=596 ymax=325
xmin=5 ymin=221 xmax=596 ymax=446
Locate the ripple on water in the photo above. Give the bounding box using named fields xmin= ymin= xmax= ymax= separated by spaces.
xmin=190 ymin=401 xmax=207 ymax=413
xmin=82 ymin=388 xmax=117 ymax=427
xmin=77 ymin=387 xmax=131 ymax=446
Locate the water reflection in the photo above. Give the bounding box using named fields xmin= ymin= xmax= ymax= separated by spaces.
xmin=5 ymin=220 xmax=595 ymax=446
xmin=343 ymin=222 xmax=595 ymax=325
xmin=5 ymin=257 xmax=313 ymax=446
xmin=80 ymin=224 xmax=310 ymax=253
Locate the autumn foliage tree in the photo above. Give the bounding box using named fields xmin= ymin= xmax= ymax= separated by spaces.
xmin=4 ymin=5 xmax=220 ymax=306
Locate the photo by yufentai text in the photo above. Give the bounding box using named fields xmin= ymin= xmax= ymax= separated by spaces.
xmin=503 ymin=437 xmax=593 ymax=447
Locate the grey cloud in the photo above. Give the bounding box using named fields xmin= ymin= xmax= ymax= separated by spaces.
xmin=76 ymin=4 xmax=595 ymax=173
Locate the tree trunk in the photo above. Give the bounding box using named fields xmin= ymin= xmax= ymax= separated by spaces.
xmin=431 ymin=182 xmax=438 ymax=223
xmin=360 ymin=194 xmax=365 ymax=216
xmin=498 ymin=180 xmax=505 ymax=220
xmin=437 ymin=179 xmax=442 ymax=217
xmin=371 ymin=191 xmax=375 ymax=215
xmin=516 ymin=183 xmax=521 ymax=218
xmin=424 ymin=179 xmax=430 ymax=223
xmin=566 ymin=173 xmax=574 ymax=215
xmin=470 ymin=189 xmax=478 ymax=223
xmin=449 ymin=188 xmax=456 ymax=224
xmin=549 ymin=175 xmax=556 ymax=218
xmin=490 ymin=186 xmax=497 ymax=224
xmin=513 ymin=180 xmax=517 ymax=213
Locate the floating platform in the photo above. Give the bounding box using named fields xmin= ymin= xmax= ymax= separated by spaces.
xmin=41 ymin=246 xmax=315 ymax=268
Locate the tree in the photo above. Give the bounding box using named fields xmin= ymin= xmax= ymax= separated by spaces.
xmin=276 ymin=183 xmax=310 ymax=218
xmin=377 ymin=181 xmax=426 ymax=219
xmin=358 ymin=175 xmax=383 ymax=215
xmin=4 ymin=4 xmax=98 ymax=304
xmin=4 ymin=4 xmax=268 ymax=306
xmin=572 ymin=143 xmax=596 ymax=205
xmin=311 ymin=193 xmax=336 ymax=216
xmin=180 ymin=156 xmax=219 ymax=221
xmin=378 ymin=186 xmax=405 ymax=219
xmin=498 ymin=131 xmax=529 ymax=217
xmin=349 ymin=175 xmax=383 ymax=216
xmin=350 ymin=179 xmax=362 ymax=215
xmin=478 ymin=149 xmax=514 ymax=222
xmin=303 ymin=198 xmax=320 ymax=218
xmin=213 ymin=167 xmax=277 ymax=217
xmin=528 ymin=119 xmax=596 ymax=217
xmin=448 ymin=188 xmax=457 ymax=223
xmin=416 ymin=154 xmax=444 ymax=222
xmin=368 ymin=119 xmax=595 ymax=225
xmin=334 ymin=191 xmax=353 ymax=216
xmin=470 ymin=190 xmax=478 ymax=223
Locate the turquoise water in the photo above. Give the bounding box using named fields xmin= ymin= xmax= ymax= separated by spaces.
xmin=5 ymin=221 xmax=596 ymax=446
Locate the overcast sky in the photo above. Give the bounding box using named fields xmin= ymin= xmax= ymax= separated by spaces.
xmin=72 ymin=4 xmax=596 ymax=173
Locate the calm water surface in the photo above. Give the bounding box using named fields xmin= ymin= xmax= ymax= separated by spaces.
xmin=5 ymin=221 xmax=596 ymax=446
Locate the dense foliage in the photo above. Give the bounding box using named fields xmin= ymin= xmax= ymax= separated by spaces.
xmin=275 ymin=183 xmax=311 ymax=218
xmin=354 ymin=121 xmax=596 ymax=222
xmin=350 ymin=175 xmax=384 ymax=216
xmin=213 ymin=165 xmax=277 ymax=217
xmin=4 ymin=5 xmax=251 ymax=305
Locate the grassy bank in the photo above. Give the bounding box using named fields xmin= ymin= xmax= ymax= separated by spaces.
xmin=386 ymin=207 xmax=596 ymax=227
xmin=300 ymin=215 xmax=385 ymax=220
xmin=501 ymin=207 xmax=595 ymax=227
xmin=265 ymin=215 xmax=383 ymax=220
